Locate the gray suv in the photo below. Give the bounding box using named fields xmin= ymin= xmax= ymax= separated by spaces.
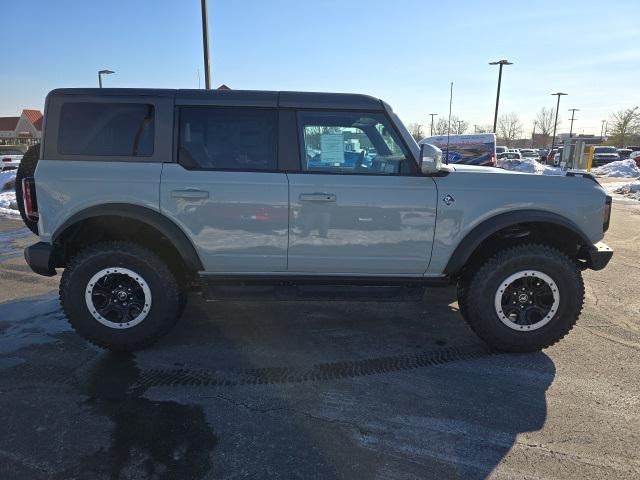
xmin=18 ymin=88 xmax=613 ymax=352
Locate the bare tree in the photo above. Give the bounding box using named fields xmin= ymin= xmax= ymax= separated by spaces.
xmin=448 ymin=116 xmax=469 ymax=134
xmin=606 ymin=107 xmax=639 ymax=147
xmin=407 ymin=123 xmax=425 ymax=142
xmin=497 ymin=113 xmax=523 ymax=147
xmin=474 ymin=124 xmax=494 ymax=134
xmin=433 ymin=118 xmax=450 ymax=135
xmin=534 ymin=107 xmax=559 ymax=146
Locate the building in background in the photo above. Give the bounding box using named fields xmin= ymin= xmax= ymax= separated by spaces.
xmin=0 ymin=109 xmax=43 ymax=145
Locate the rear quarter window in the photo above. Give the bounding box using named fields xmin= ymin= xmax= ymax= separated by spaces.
xmin=58 ymin=102 xmax=154 ymax=156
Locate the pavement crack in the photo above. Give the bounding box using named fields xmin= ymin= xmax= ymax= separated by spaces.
xmin=578 ymin=326 xmax=640 ymax=351
xmin=202 ymin=394 xmax=371 ymax=436
xmin=287 ymin=409 xmax=371 ymax=436
xmin=203 ymin=392 xmax=289 ymax=414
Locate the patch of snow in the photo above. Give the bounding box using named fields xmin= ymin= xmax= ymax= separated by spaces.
xmin=497 ymin=158 xmax=564 ymax=176
xmin=0 ymin=170 xmax=16 ymax=190
xmin=0 ymin=171 xmax=18 ymax=215
xmin=0 ymin=191 xmax=18 ymax=215
xmin=614 ymin=180 xmax=640 ymax=201
xmin=592 ymin=159 xmax=640 ymax=178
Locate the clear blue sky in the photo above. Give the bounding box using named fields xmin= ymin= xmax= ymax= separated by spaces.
xmin=2 ymin=0 xmax=638 ymax=135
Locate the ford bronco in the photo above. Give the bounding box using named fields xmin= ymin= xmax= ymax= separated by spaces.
xmin=17 ymin=88 xmax=613 ymax=351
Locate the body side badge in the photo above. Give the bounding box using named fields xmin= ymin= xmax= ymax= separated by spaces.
xmin=442 ymin=194 xmax=455 ymax=206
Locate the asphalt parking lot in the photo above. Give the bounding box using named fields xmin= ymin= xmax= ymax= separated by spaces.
xmin=0 ymin=193 xmax=639 ymax=479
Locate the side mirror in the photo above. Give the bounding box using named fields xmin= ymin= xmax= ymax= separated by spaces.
xmin=419 ymin=143 xmax=443 ymax=174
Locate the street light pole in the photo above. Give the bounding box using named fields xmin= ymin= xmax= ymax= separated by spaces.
xmin=489 ymin=59 xmax=513 ymax=133
xmin=429 ymin=113 xmax=438 ymax=136
xmin=550 ymin=92 xmax=568 ymax=154
xmin=98 ymin=69 xmax=115 ymax=88
xmin=201 ymin=0 xmax=212 ymax=89
xmin=457 ymin=120 xmax=463 ymax=133
xmin=531 ymin=121 xmax=537 ymax=148
xmin=568 ymin=108 xmax=579 ymax=138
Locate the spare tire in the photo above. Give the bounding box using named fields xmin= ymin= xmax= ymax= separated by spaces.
xmin=15 ymin=143 xmax=40 ymax=234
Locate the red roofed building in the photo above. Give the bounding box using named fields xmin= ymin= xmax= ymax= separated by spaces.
xmin=0 ymin=109 xmax=43 ymax=145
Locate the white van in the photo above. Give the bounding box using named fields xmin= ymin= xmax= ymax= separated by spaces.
xmin=420 ymin=133 xmax=496 ymax=166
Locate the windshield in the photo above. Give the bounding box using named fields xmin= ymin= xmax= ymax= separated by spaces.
xmin=594 ymin=147 xmax=617 ymax=154
xmin=521 ymin=151 xmax=537 ymax=158
xmin=0 ymin=148 xmax=23 ymax=155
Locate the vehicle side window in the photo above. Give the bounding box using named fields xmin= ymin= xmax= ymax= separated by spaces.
xmin=178 ymin=107 xmax=277 ymax=171
xmin=297 ymin=111 xmax=412 ymax=175
xmin=58 ymin=103 xmax=154 ymax=156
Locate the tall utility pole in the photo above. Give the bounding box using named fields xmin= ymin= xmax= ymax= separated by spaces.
xmin=531 ymin=121 xmax=537 ymax=148
xmin=456 ymin=120 xmax=463 ymax=133
xmin=568 ymin=108 xmax=579 ymax=138
xmin=445 ymin=82 xmax=453 ymax=163
xmin=489 ymin=59 xmax=513 ymax=133
xmin=201 ymin=0 xmax=212 ymax=89
xmin=429 ymin=113 xmax=438 ymax=136
xmin=474 ymin=124 xmax=479 ymax=133
xmin=600 ymin=120 xmax=607 ymax=138
xmin=550 ymin=92 xmax=568 ymax=153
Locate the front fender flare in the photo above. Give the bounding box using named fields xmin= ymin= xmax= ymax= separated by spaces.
xmin=443 ymin=209 xmax=592 ymax=275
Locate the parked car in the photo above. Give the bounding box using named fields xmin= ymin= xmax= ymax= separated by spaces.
xmin=592 ymin=146 xmax=620 ymax=166
xmin=419 ymin=133 xmax=496 ymax=166
xmin=0 ymin=145 xmax=25 ymax=171
xmin=18 ymin=88 xmax=613 ymax=353
xmin=519 ymin=149 xmax=538 ymax=159
xmin=496 ymin=145 xmax=508 ymax=156
xmin=498 ymin=151 xmax=522 ymax=160
xmin=617 ymin=148 xmax=632 ymax=160
xmin=630 ymin=150 xmax=640 ymax=169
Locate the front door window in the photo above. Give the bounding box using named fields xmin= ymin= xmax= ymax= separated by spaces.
xmin=298 ymin=111 xmax=414 ymax=175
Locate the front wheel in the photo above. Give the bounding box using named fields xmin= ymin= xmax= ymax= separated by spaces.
xmin=463 ymin=244 xmax=584 ymax=352
xmin=60 ymin=241 xmax=182 ymax=351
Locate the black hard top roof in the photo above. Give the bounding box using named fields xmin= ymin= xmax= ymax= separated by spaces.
xmin=48 ymin=88 xmax=385 ymax=110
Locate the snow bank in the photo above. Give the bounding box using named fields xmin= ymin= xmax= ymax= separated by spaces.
xmin=614 ymin=180 xmax=640 ymax=201
xmin=0 ymin=170 xmax=16 ymax=190
xmin=0 ymin=171 xmax=18 ymax=215
xmin=592 ymin=159 xmax=640 ymax=178
xmin=497 ymin=158 xmax=564 ymax=176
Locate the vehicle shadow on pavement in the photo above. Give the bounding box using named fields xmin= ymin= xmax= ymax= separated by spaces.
xmin=0 ymin=291 xmax=556 ymax=479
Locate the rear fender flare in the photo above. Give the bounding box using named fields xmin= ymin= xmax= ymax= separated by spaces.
xmin=52 ymin=203 xmax=204 ymax=272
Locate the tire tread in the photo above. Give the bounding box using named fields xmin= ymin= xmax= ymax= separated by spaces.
xmin=465 ymin=243 xmax=584 ymax=352
xmin=60 ymin=240 xmax=180 ymax=351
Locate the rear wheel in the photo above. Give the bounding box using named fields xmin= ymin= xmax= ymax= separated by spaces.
xmin=465 ymin=244 xmax=584 ymax=352
xmin=15 ymin=144 xmax=40 ymax=234
xmin=60 ymin=241 xmax=181 ymax=351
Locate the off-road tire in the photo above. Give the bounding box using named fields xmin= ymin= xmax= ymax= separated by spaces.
xmin=60 ymin=241 xmax=181 ymax=351
xmin=465 ymin=244 xmax=584 ymax=352
xmin=15 ymin=144 xmax=40 ymax=234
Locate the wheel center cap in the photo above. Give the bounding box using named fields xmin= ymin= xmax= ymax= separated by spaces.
xmin=518 ymin=293 xmax=529 ymax=304
xmin=117 ymin=291 xmax=128 ymax=301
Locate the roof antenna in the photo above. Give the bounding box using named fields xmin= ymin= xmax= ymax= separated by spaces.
xmin=446 ymin=82 xmax=453 ymax=164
